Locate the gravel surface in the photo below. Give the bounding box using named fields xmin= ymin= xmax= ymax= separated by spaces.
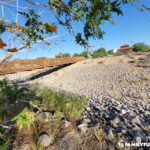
xmin=33 ymin=61 xmax=150 ymax=144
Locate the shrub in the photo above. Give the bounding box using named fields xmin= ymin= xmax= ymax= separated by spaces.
xmin=0 ymin=127 xmax=11 ymax=150
xmin=92 ymin=49 xmax=108 ymax=58
xmin=64 ymin=96 xmax=87 ymax=122
xmin=0 ymin=79 xmax=88 ymax=149
xmin=108 ymin=50 xmax=113 ymax=55
xmin=80 ymin=51 xmax=91 ymax=58
xmin=133 ymin=43 xmax=149 ymax=52
xmin=55 ymin=52 xmax=71 ymax=58
xmin=36 ymin=57 xmax=46 ymax=59
xmin=97 ymin=48 xmax=106 ymax=53
xmin=73 ymin=53 xmax=80 ymax=57
xmin=0 ymin=79 xmax=30 ymax=121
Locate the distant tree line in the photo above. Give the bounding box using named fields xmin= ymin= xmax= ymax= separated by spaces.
xmin=53 ymin=42 xmax=150 ymax=59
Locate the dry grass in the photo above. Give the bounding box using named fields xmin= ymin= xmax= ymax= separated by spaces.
xmin=133 ymin=79 xmax=139 ymax=85
xmin=140 ymin=93 xmax=147 ymax=101
xmin=146 ymin=76 xmax=150 ymax=81
xmin=113 ymin=90 xmax=119 ymax=98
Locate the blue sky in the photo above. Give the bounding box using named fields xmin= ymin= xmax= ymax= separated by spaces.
xmin=0 ymin=0 xmax=150 ymax=60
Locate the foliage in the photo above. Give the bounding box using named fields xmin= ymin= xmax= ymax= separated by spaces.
xmin=12 ymin=108 xmax=35 ymax=131
xmin=80 ymin=51 xmax=91 ymax=58
xmin=73 ymin=53 xmax=80 ymax=57
xmin=92 ymin=48 xmax=108 ymax=58
xmin=0 ymin=79 xmax=30 ymax=122
xmin=33 ymin=88 xmax=88 ymax=122
xmin=108 ymin=50 xmax=113 ymax=55
xmin=36 ymin=57 xmax=46 ymax=59
xmin=64 ymin=96 xmax=87 ymax=122
xmin=55 ymin=52 xmax=71 ymax=58
xmin=0 ymin=0 xmax=137 ymax=53
xmin=133 ymin=43 xmax=149 ymax=52
xmin=94 ymin=128 xmax=104 ymax=142
xmin=0 ymin=127 xmax=11 ymax=150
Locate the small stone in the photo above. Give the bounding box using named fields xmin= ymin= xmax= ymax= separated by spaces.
xmin=136 ymin=136 xmax=142 ymax=143
xmin=39 ymin=133 xmax=51 ymax=147
xmin=131 ymin=116 xmax=141 ymax=125
xmin=112 ymin=116 xmax=120 ymax=124
xmin=84 ymin=118 xmax=91 ymax=123
xmin=19 ymin=144 xmax=31 ymax=150
xmin=108 ymin=129 xmax=114 ymax=139
xmin=121 ymin=109 xmax=127 ymax=115
xmin=78 ymin=124 xmax=88 ymax=133
xmin=65 ymin=120 xmax=71 ymax=127
xmin=86 ymin=106 xmax=91 ymax=112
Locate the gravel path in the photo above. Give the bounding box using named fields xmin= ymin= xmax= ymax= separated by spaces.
xmin=29 ymin=58 xmax=150 ymax=144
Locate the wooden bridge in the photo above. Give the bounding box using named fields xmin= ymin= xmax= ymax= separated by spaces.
xmin=0 ymin=57 xmax=85 ymax=75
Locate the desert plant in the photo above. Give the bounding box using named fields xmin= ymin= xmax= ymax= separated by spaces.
xmin=12 ymin=108 xmax=35 ymax=131
xmin=94 ymin=128 xmax=104 ymax=142
xmin=141 ymin=93 xmax=147 ymax=101
xmin=0 ymin=127 xmax=11 ymax=150
xmin=55 ymin=52 xmax=71 ymax=58
xmin=92 ymin=48 xmax=108 ymax=58
xmin=113 ymin=91 xmax=119 ymax=98
xmin=80 ymin=51 xmax=91 ymax=58
xmin=133 ymin=43 xmax=149 ymax=52
xmin=36 ymin=57 xmax=46 ymax=59
xmin=64 ymin=96 xmax=87 ymax=122
xmin=133 ymin=79 xmax=139 ymax=85
xmin=73 ymin=53 xmax=80 ymax=57
xmin=0 ymin=79 xmax=31 ymax=122
xmin=146 ymin=76 xmax=150 ymax=81
xmin=108 ymin=50 xmax=113 ymax=55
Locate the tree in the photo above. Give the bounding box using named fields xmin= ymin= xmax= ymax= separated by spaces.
xmin=133 ymin=43 xmax=149 ymax=52
xmin=0 ymin=0 xmax=148 ymax=64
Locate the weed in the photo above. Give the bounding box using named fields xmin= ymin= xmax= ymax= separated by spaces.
xmin=94 ymin=128 xmax=104 ymax=143
xmin=146 ymin=76 xmax=150 ymax=81
xmin=0 ymin=127 xmax=11 ymax=150
xmin=141 ymin=93 xmax=147 ymax=101
xmin=64 ymin=96 xmax=87 ymax=122
xmin=12 ymin=108 xmax=35 ymax=131
xmin=133 ymin=79 xmax=139 ymax=85
xmin=133 ymin=57 xmax=138 ymax=63
xmin=113 ymin=91 xmax=119 ymax=98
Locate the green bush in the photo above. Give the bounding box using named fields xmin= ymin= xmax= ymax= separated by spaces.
xmin=33 ymin=88 xmax=88 ymax=122
xmin=97 ymin=48 xmax=106 ymax=53
xmin=0 ymin=79 xmax=88 ymax=149
xmin=36 ymin=57 xmax=46 ymax=59
xmin=80 ymin=51 xmax=91 ymax=58
xmin=133 ymin=43 xmax=149 ymax=52
xmin=0 ymin=79 xmax=30 ymax=121
xmin=0 ymin=127 xmax=11 ymax=150
xmin=55 ymin=52 xmax=71 ymax=58
xmin=108 ymin=50 xmax=113 ymax=55
xmin=73 ymin=53 xmax=80 ymax=57
xmin=92 ymin=48 xmax=108 ymax=58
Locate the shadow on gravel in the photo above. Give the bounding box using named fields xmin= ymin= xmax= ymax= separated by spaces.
xmin=18 ymin=63 xmax=72 ymax=83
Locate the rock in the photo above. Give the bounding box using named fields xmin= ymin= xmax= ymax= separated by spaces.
xmin=121 ymin=109 xmax=127 ymax=115
xmin=83 ymin=118 xmax=91 ymax=124
xmin=78 ymin=124 xmax=88 ymax=133
xmin=64 ymin=120 xmax=71 ymax=127
xmin=38 ymin=133 xmax=51 ymax=147
xmin=36 ymin=112 xmax=52 ymax=122
xmin=111 ymin=116 xmax=120 ymax=127
xmin=18 ymin=144 xmax=31 ymax=150
xmin=108 ymin=128 xmax=114 ymax=139
xmin=135 ymin=136 xmax=142 ymax=143
xmin=86 ymin=106 xmax=91 ymax=112
xmin=131 ymin=116 xmax=141 ymax=125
